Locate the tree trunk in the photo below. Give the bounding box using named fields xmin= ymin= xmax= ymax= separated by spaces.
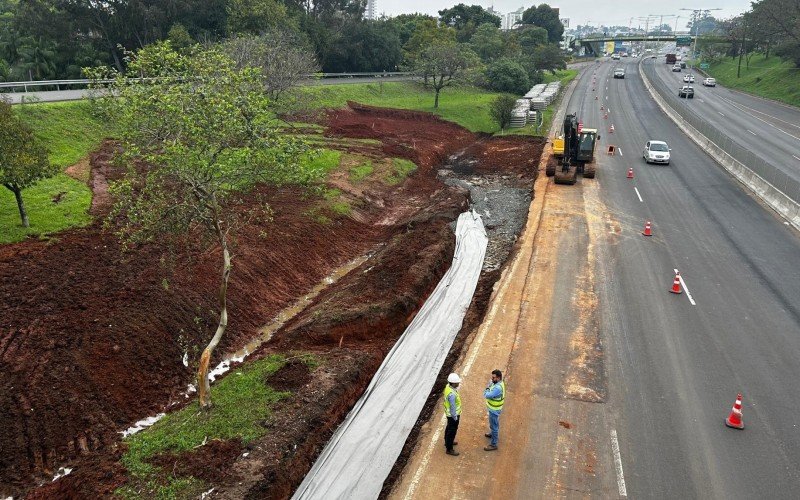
xmin=434 ymin=88 xmax=440 ymax=108
xmin=197 ymin=230 xmax=232 ymax=410
xmin=7 ymin=184 xmax=29 ymax=228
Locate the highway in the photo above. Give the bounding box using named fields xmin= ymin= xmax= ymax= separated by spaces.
xmin=1 ymin=75 xmax=415 ymax=104
xmin=392 ymin=57 xmax=800 ymax=498
xmin=644 ymin=57 xmax=800 ymax=194
xmin=595 ymin=56 xmax=800 ymax=497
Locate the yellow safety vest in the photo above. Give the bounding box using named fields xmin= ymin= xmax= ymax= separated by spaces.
xmin=486 ymin=381 xmax=505 ymax=411
xmin=443 ymin=384 xmax=462 ymax=416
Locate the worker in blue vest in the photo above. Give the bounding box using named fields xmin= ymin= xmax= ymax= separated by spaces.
xmin=443 ymin=373 xmax=462 ymax=456
xmin=483 ymin=369 xmax=505 ymax=451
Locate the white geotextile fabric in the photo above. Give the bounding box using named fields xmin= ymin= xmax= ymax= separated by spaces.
xmin=292 ymin=211 xmax=488 ymax=500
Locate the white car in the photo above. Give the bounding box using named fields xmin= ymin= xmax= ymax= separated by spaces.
xmin=643 ymin=140 xmax=671 ymax=165
xmin=703 ymin=77 xmax=716 ymax=87
xmin=683 ymin=74 xmax=695 ymax=83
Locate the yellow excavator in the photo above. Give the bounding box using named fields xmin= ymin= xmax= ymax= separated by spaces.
xmin=546 ymin=113 xmax=599 ymax=185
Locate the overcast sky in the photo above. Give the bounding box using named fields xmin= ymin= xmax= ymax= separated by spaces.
xmin=375 ymin=0 xmax=751 ymax=29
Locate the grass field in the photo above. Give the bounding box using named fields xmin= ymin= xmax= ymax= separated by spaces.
xmin=704 ymin=54 xmax=800 ymax=107
xmin=1 ymin=101 xmax=108 ymax=243
xmin=301 ymin=82 xmax=505 ymax=133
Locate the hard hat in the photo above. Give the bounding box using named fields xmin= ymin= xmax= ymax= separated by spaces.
xmin=447 ymin=373 xmax=461 ymax=384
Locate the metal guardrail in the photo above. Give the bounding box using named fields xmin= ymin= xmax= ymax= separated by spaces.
xmin=642 ymin=59 xmax=800 ymax=205
xmin=0 ymin=72 xmax=412 ymax=92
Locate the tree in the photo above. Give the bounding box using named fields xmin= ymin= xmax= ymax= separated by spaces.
xmin=469 ymin=23 xmax=504 ymax=62
xmin=323 ymin=20 xmax=402 ymax=72
xmin=101 ymin=42 xmax=322 ymax=409
xmin=485 ymin=58 xmax=530 ymax=94
xmin=490 ymin=94 xmax=518 ymax=131
xmin=520 ymin=4 xmax=564 ymax=43
xmin=226 ymin=0 xmax=290 ymax=35
xmin=532 ymin=44 xmax=566 ymax=73
xmin=387 ymin=13 xmax=436 ymax=47
xmin=18 ymin=36 xmax=57 ymax=79
xmin=167 ymin=23 xmax=194 ymax=51
xmin=222 ymin=29 xmax=319 ymax=100
xmin=516 ymin=26 xmax=548 ymax=52
xmin=413 ymin=41 xmax=477 ymax=108
xmin=0 ymin=100 xmax=56 ymax=228
xmin=402 ymin=19 xmax=456 ymax=69
xmin=438 ymin=3 xmax=500 ymax=42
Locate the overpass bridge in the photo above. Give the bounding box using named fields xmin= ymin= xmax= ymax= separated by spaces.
xmin=570 ymin=33 xmax=695 ymax=56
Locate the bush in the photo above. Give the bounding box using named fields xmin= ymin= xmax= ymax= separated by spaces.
xmin=489 ymin=94 xmax=518 ymax=131
xmin=485 ymin=58 xmax=530 ymax=95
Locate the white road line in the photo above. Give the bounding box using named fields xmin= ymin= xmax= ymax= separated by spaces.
xmin=611 ymin=429 xmax=628 ymax=497
xmin=673 ymin=268 xmax=697 ymax=306
xmin=794 ymin=155 xmax=800 ymax=161
xmin=720 ymin=97 xmax=800 ymax=141
xmin=617 ymin=147 xmax=623 ymax=157
xmin=634 ymin=187 xmax=643 ymax=202
xmin=698 ymin=98 xmax=704 ymax=103
xmin=718 ymin=111 xmax=725 ymax=117
xmin=747 ymin=129 xmax=757 ymax=136
xmin=719 ymin=95 xmax=800 ymax=131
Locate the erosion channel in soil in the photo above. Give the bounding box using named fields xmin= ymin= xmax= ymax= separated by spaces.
xmin=0 ymin=102 xmax=543 ymax=498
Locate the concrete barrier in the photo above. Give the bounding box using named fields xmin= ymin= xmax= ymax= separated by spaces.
xmin=638 ymin=60 xmax=800 ymax=232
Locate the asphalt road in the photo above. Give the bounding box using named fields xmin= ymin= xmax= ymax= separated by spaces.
xmin=2 ymin=76 xmax=415 ymax=104
xmin=590 ymin=56 xmax=800 ymax=497
xmin=644 ymin=57 xmax=800 ymax=193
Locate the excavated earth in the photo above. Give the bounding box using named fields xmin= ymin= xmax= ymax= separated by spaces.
xmin=0 ymin=103 xmax=543 ymax=499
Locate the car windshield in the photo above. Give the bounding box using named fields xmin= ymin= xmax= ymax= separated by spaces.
xmin=650 ymin=143 xmax=668 ymax=152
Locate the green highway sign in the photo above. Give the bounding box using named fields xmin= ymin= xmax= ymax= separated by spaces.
xmin=676 ymin=36 xmax=691 ymax=47
xmin=699 ymin=63 xmax=710 ymax=69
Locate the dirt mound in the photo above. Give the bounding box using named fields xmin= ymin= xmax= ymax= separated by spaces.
xmin=150 ymin=438 xmax=243 ymax=485
xmin=451 ymin=135 xmax=546 ymax=177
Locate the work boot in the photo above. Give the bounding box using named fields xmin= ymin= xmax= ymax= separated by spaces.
xmin=485 ymin=433 xmax=492 ymax=438
xmin=446 ymin=449 xmax=460 ymax=456
xmin=484 ymin=445 xmax=498 ymax=451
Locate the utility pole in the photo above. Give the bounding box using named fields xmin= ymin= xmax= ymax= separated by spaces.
xmin=680 ymin=7 xmax=721 ymax=78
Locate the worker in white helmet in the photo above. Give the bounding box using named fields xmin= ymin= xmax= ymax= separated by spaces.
xmin=443 ymin=373 xmax=462 ymax=456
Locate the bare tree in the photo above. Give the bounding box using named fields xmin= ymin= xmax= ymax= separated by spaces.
xmin=222 ymin=30 xmax=320 ymax=101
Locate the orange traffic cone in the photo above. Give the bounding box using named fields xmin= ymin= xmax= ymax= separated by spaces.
xmin=670 ymin=272 xmax=682 ymax=294
xmin=609 ymin=124 xmax=615 ymax=133
xmin=725 ymin=393 xmax=744 ymax=429
xmin=642 ymin=221 xmax=652 ymax=237
xmin=627 ymin=168 xmax=634 ymax=179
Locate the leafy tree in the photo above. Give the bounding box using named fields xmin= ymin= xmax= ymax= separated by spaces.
xmin=323 ymin=19 xmax=402 ymax=72
xmin=101 ymin=42 xmax=322 ymax=410
xmin=532 ymin=44 xmax=566 ymax=73
xmin=485 ymin=58 xmax=530 ymax=94
xmin=413 ymin=41 xmax=478 ymax=108
xmin=469 ymin=23 xmax=504 ymax=62
xmin=516 ymin=26 xmax=548 ymax=51
xmin=490 ymin=94 xmax=518 ymax=131
xmin=402 ymin=19 xmax=456 ymax=69
xmin=167 ymin=23 xmax=194 ymax=51
xmin=520 ymin=4 xmax=564 ymax=43
xmin=387 ymin=13 xmax=436 ymax=47
xmin=751 ymin=0 xmax=800 ymax=64
xmin=222 ymin=29 xmax=319 ymax=100
xmin=438 ymin=3 xmax=500 ymax=42
xmin=226 ymin=0 xmax=290 ymax=35
xmin=0 ymin=100 xmax=56 ymax=228
xmin=18 ymin=36 xmax=56 ymax=79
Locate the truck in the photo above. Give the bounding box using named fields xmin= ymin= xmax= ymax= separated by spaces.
xmin=666 ymin=53 xmax=677 ymax=65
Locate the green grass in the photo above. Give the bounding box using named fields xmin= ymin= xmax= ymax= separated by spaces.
xmin=300 ymin=148 xmax=342 ymax=177
xmin=386 ymin=158 xmax=418 ymax=185
xmin=349 ymin=160 xmax=374 ymax=182
xmin=300 ymin=82 xmax=504 ymax=133
xmin=703 ymin=54 xmax=800 ymax=107
xmin=117 ymin=354 xmax=294 ymax=499
xmin=1 ymin=101 xmax=108 ymax=244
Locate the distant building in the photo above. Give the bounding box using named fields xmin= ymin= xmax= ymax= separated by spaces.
xmin=366 ymin=0 xmax=377 ymax=20
xmin=501 ymin=7 xmax=525 ymax=31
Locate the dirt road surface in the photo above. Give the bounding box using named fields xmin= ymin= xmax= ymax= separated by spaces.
xmin=389 ymin=167 xmax=622 ymax=498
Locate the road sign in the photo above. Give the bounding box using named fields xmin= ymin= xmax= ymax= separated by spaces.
xmin=699 ymin=63 xmax=710 ymax=69
xmin=676 ymin=36 xmax=691 ymax=47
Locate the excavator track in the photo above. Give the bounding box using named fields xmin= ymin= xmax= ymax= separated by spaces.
xmin=545 ymin=156 xmax=558 ymax=177
xmin=554 ymin=166 xmax=578 ymax=185
xmin=583 ymin=162 xmax=596 ymax=179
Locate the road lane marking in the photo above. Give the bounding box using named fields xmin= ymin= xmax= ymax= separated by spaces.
xmin=794 ymin=155 xmax=800 ymax=161
xmin=674 ymin=268 xmax=697 ymax=306
xmin=618 ymin=147 xmax=623 ymax=157
xmin=698 ymin=99 xmax=704 ymax=103
xmin=747 ymin=129 xmax=757 ymax=136
xmin=634 ymin=187 xmax=643 ymax=202
xmin=718 ymin=111 xmax=725 ymax=117
xmin=719 ymin=95 xmax=800 ymax=131
xmin=611 ymin=429 xmax=628 ymax=497
xmin=720 ymin=97 xmax=800 ymax=141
